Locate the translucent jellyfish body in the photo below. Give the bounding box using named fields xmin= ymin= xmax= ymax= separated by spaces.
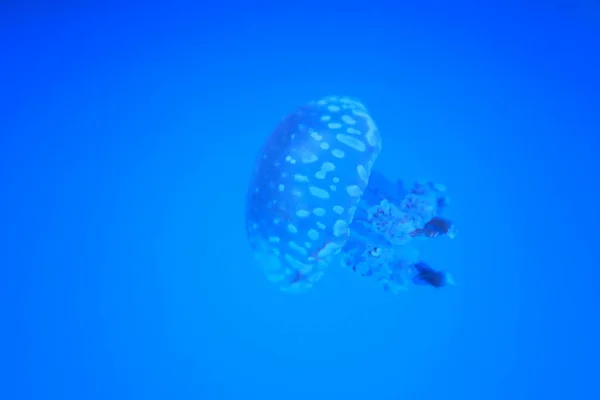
xmin=245 ymin=96 xmax=456 ymax=294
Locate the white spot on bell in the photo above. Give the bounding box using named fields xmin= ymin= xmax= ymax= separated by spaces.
xmin=310 ymin=131 xmax=323 ymax=141
xmin=322 ymin=162 xmax=335 ymax=172
xmin=301 ymin=152 xmax=318 ymax=163
xmin=332 ymin=149 xmax=345 ymax=158
xmin=317 ymin=241 xmax=343 ymax=258
xmin=296 ymin=209 xmax=311 ymax=218
xmin=309 ymin=186 xmax=330 ymax=199
xmin=348 ymin=206 xmax=357 ymax=218
xmin=346 ymin=185 xmax=363 ymax=197
xmin=333 ymin=220 xmax=349 ymax=237
xmin=294 ymin=174 xmax=310 ymax=183
xmin=357 ymin=165 xmax=369 ymax=183
xmin=336 ymin=134 xmax=366 ymax=152
xmin=341 ymin=115 xmax=356 ymax=124
xmin=313 ymin=208 xmax=326 ymax=217
xmin=288 ymin=241 xmax=307 ymax=256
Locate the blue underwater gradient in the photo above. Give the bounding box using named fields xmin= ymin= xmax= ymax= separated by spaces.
xmin=1 ymin=3 xmax=599 ymax=400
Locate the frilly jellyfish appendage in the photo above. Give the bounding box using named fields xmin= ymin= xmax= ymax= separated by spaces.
xmin=342 ymin=172 xmax=457 ymax=293
xmin=245 ymin=96 xmax=382 ymax=293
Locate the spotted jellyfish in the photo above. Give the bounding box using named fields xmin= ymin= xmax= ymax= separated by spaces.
xmin=245 ymin=96 xmax=456 ymax=294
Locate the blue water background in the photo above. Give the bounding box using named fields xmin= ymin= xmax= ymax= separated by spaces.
xmin=1 ymin=4 xmax=598 ymax=399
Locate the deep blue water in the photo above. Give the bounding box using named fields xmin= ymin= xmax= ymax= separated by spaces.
xmin=1 ymin=4 xmax=599 ymax=399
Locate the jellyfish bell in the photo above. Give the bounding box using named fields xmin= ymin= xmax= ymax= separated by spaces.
xmin=245 ymin=96 xmax=382 ymax=293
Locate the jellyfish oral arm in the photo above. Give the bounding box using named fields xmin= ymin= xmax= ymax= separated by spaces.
xmin=352 ymin=170 xmax=455 ymax=244
xmin=342 ymin=169 xmax=457 ymax=291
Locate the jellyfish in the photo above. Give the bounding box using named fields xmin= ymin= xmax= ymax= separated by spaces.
xmin=245 ymin=96 xmax=456 ymax=294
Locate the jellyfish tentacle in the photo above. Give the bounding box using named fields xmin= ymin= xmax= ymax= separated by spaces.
xmin=342 ymin=172 xmax=457 ymax=292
